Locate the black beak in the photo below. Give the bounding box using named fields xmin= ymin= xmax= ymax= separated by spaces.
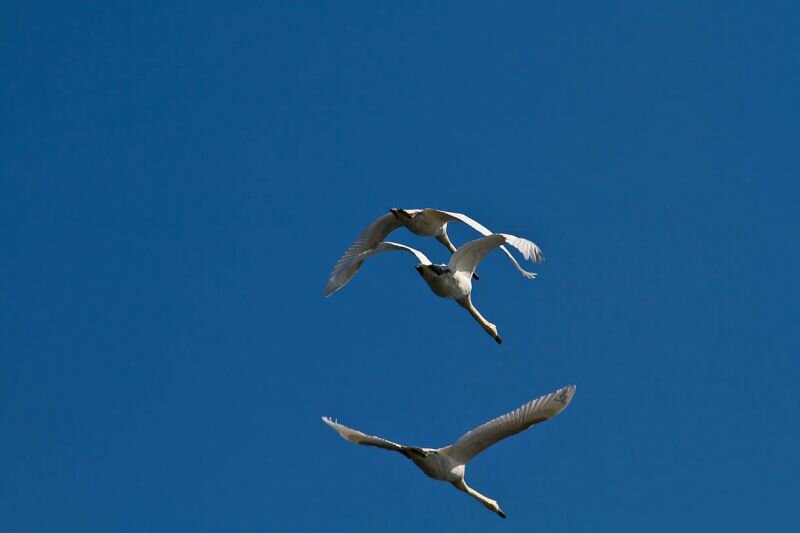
xmin=494 ymin=335 xmax=503 ymax=344
xmin=498 ymin=510 xmax=506 ymax=519
xmin=472 ymin=271 xmax=480 ymax=281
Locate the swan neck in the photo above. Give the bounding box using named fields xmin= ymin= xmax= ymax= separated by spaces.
xmin=435 ymin=230 xmax=458 ymax=254
xmin=462 ymin=296 xmax=496 ymax=331
xmin=460 ymin=481 xmax=496 ymax=509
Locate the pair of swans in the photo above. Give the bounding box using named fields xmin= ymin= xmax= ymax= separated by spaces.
xmin=325 ymin=208 xmax=545 ymax=343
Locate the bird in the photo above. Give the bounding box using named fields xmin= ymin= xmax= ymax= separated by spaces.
xmin=330 ymin=232 xmax=540 ymax=343
xmin=324 ymin=208 xmax=544 ymax=297
xmin=322 ymin=384 xmax=576 ymax=519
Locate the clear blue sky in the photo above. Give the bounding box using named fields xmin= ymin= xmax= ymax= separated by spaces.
xmin=2 ymin=2 xmax=799 ymax=531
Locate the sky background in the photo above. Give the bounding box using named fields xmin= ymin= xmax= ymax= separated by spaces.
xmin=2 ymin=1 xmax=799 ymax=531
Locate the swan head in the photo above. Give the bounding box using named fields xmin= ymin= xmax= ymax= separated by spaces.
xmin=479 ymin=319 xmax=502 ymax=344
xmin=485 ymin=498 xmax=506 ymax=519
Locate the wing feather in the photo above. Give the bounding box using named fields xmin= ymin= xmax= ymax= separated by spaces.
xmin=324 ymin=213 xmax=401 ymax=296
xmin=499 ymin=233 xmax=545 ymax=265
xmin=322 ymin=417 xmax=406 ymax=452
xmin=426 ymin=209 xmax=544 ymax=278
xmin=443 ymin=385 xmax=576 ymax=463
xmin=362 ymin=241 xmax=432 ymax=265
xmin=447 ymin=234 xmax=506 ymax=276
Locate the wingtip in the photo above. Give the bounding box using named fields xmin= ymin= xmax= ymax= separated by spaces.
xmin=531 ymin=247 xmax=545 ymax=264
xmin=323 ymin=284 xmax=337 ymax=297
xmin=559 ymin=384 xmax=577 ymax=404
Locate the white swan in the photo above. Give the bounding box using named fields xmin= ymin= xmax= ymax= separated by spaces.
xmin=323 ymin=384 xmax=576 ymax=519
xmin=324 ymin=208 xmax=544 ymax=297
xmin=338 ymin=233 xmax=540 ymax=343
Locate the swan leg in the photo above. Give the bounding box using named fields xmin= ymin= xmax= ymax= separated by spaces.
xmin=456 ymin=295 xmax=501 ymax=344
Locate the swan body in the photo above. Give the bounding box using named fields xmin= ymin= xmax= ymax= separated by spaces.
xmin=323 ymin=384 xmax=576 ymax=518
xmin=325 ymin=208 xmax=544 ymax=297
xmin=353 ymin=233 xmax=540 ymax=343
xmin=416 ymin=262 xmax=472 ymax=298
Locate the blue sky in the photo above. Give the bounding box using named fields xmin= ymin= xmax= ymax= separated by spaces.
xmin=2 ymin=2 xmax=799 ymax=531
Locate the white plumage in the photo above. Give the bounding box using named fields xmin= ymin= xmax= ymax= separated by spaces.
xmin=323 ymin=384 xmax=576 ymax=518
xmin=330 ymin=232 xmax=540 ymax=343
xmin=325 ymin=208 xmax=544 ymax=297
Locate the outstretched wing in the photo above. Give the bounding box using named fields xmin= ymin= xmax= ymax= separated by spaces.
xmin=447 ymin=234 xmax=506 ymax=277
xmin=498 ymin=233 xmax=545 ymax=265
xmin=448 ymin=233 xmax=544 ymax=278
xmin=361 ymin=241 xmax=432 ymax=265
xmin=424 ymin=209 xmax=544 ymax=278
xmin=443 ymin=384 xmax=576 ymax=464
xmin=322 ymin=417 xmax=406 ymax=452
xmin=325 ymin=213 xmax=402 ymax=297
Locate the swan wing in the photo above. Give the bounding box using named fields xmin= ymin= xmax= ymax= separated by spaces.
xmin=499 ymin=233 xmax=545 ymax=265
xmin=444 ymin=384 xmax=576 ymax=464
xmin=322 ymin=417 xmax=406 ymax=452
xmin=447 ymin=234 xmax=506 ymax=276
xmin=421 ymin=208 xmax=492 ymax=233
xmin=361 ymin=241 xmax=432 ymax=265
xmin=425 ymin=210 xmax=544 ymax=278
xmin=325 ymin=213 xmax=402 ymax=296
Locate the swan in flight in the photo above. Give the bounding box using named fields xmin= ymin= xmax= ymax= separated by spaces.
xmin=333 ymin=233 xmax=540 ymax=343
xmin=324 ymin=208 xmax=544 ymax=297
xmin=322 ymin=384 xmax=576 ymax=519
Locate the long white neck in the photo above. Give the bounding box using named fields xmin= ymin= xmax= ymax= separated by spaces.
xmin=435 ymin=228 xmax=458 ymax=254
xmin=454 ymin=479 xmax=500 ymax=513
xmin=457 ymin=295 xmax=501 ymax=343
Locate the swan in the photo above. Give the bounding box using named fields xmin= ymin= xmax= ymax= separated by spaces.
xmin=334 ymin=233 xmax=540 ymax=343
xmin=322 ymin=384 xmax=576 ymax=519
xmin=324 ymin=208 xmax=544 ymax=297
